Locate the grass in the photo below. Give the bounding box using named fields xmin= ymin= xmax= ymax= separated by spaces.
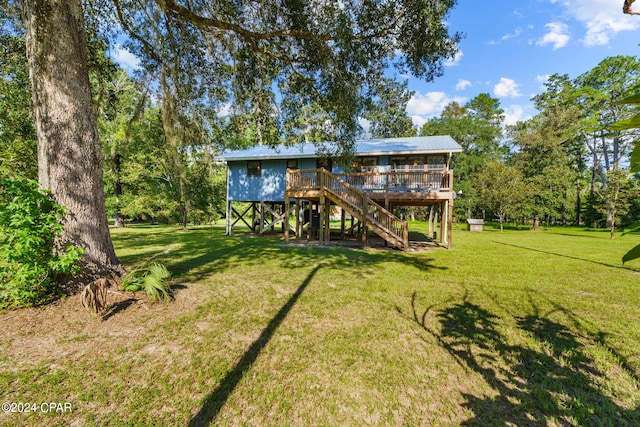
xmin=1 ymin=222 xmax=640 ymax=426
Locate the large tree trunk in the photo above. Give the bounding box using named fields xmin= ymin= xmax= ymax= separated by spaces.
xmin=24 ymin=0 xmax=124 ymax=288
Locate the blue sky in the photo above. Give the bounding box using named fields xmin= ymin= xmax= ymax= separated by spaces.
xmin=405 ymin=0 xmax=640 ymax=128
xmin=112 ymin=1 xmax=640 ymax=129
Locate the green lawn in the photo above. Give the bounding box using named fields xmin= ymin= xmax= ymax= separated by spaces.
xmin=1 ymin=223 xmax=639 ymax=426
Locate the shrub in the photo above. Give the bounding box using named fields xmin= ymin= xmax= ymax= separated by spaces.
xmin=0 ymin=179 xmax=84 ymax=308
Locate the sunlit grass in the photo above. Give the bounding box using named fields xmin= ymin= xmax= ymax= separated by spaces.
xmin=0 ymin=222 xmax=639 ymax=426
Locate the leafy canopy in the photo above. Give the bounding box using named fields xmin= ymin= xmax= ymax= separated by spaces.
xmin=113 ymin=0 xmax=462 ymax=157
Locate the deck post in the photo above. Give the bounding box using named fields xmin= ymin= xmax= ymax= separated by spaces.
xmin=362 ymin=197 xmax=369 ymax=248
xmin=319 ymin=195 xmax=325 ymax=244
xmin=448 ymin=172 xmax=454 ymax=248
xmin=295 ymin=199 xmax=301 ymax=240
xmin=284 ymin=197 xmax=290 ymax=242
xmin=259 ymin=202 xmax=265 ymax=234
xmin=225 ymin=199 xmax=231 ymax=235
xmin=447 ymin=198 xmax=453 ymax=249
xmin=440 ymin=201 xmax=446 ymax=245
xmin=324 ymin=197 xmax=331 ymax=243
xmin=251 ymin=203 xmax=257 ymax=232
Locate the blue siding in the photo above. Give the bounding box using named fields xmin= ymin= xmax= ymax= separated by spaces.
xmin=228 ymin=159 xmax=288 ymax=202
xmin=227 ymin=155 xmax=397 ymax=201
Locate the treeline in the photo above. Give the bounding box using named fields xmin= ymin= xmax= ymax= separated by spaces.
xmin=420 ymin=56 xmax=640 ymax=235
xmin=2 ymin=23 xmax=639 ymax=235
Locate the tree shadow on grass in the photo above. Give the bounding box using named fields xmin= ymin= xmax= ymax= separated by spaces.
xmin=101 ymin=298 xmax=137 ymax=321
xmin=493 ymin=241 xmax=638 ymax=272
xmin=187 ymin=263 xmax=324 ymax=427
xmin=399 ymin=291 xmax=640 ymax=426
xmin=113 ymin=226 xmax=445 ymax=284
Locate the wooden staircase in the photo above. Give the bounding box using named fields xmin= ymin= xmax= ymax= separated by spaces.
xmin=287 ymin=169 xmax=409 ymax=250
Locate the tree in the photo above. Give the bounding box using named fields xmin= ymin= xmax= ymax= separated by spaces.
xmin=14 ymin=0 xmax=462 ymax=285
xmin=508 ymin=97 xmax=581 ymax=226
xmin=22 ymin=0 xmax=124 ymax=285
xmin=475 ymin=161 xmax=530 ymax=232
xmin=529 ymin=74 xmax=588 ymax=225
xmin=576 ymin=56 xmax=640 ymax=174
xmin=610 ymin=93 xmax=640 ymax=262
xmin=595 ymin=168 xmax=637 ymax=239
xmin=420 ymin=93 xmax=505 ymax=218
xmin=575 ymin=56 xmax=640 ymax=230
xmin=363 ymin=78 xmax=416 ymax=138
xmin=98 ymin=69 xmax=150 ymax=227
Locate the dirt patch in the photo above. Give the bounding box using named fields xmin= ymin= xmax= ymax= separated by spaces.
xmin=0 ymin=282 xmax=210 ymax=369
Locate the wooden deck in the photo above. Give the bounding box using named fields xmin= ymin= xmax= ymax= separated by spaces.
xmin=287 ymin=169 xmax=455 ymax=207
xmin=285 ymin=169 xmax=455 ymax=249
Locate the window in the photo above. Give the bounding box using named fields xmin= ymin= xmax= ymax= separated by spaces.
xmin=316 ymin=158 xmax=333 ymax=172
xmin=409 ymin=156 xmax=426 ymax=170
xmin=361 ymin=157 xmax=378 ymax=171
xmin=352 ymin=157 xmax=378 ymax=171
xmin=427 ymin=156 xmax=445 ymax=171
xmin=247 ymin=160 xmax=261 ymax=177
xmin=391 ymin=157 xmax=407 ymax=171
xmin=286 ymin=159 xmax=298 ymax=169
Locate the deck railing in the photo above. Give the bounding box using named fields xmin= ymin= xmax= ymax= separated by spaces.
xmin=335 ymin=170 xmax=451 ymax=193
xmin=287 ymin=169 xmax=452 ymax=194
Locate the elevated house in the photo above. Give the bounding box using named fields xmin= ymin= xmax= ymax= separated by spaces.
xmin=218 ymin=135 xmax=462 ymax=250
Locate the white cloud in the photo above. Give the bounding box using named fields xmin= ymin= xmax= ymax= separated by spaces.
xmin=406 ymin=91 xmax=466 ymax=127
xmin=455 ymin=79 xmax=472 ymax=91
xmin=217 ymin=103 xmax=232 ymax=116
xmin=535 ymin=74 xmax=550 ymax=90
xmin=493 ymin=78 xmax=522 ymax=98
xmin=407 ymin=91 xmax=464 ymax=116
xmin=111 ymin=45 xmax=140 ymax=71
xmin=536 ymin=22 xmax=570 ymax=50
xmin=503 ymin=105 xmax=530 ymax=127
xmin=489 ymin=28 xmax=522 ymax=45
xmin=410 ymin=115 xmax=427 ymax=129
xmin=535 ymin=74 xmax=550 ymax=85
xmin=444 ymin=50 xmax=463 ymax=67
xmin=560 ymin=0 xmax=640 ymax=46
xmin=358 ymin=117 xmax=372 ymax=136
xmin=504 ymin=27 xmax=523 ymax=41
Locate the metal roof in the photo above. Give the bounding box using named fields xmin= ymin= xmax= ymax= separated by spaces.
xmin=218 ymin=135 xmax=462 ymax=161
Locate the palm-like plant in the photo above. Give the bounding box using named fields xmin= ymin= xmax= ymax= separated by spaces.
xmin=122 ymin=262 xmax=172 ymax=302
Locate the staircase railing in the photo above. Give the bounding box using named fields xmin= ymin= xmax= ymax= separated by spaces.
xmin=287 ymin=169 xmax=409 ymax=250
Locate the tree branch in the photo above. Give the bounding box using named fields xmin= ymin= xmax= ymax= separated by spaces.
xmin=154 ymin=0 xmax=331 ymax=42
xmin=624 ymin=0 xmax=640 ymax=15
xmin=113 ymin=0 xmax=160 ymax=61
